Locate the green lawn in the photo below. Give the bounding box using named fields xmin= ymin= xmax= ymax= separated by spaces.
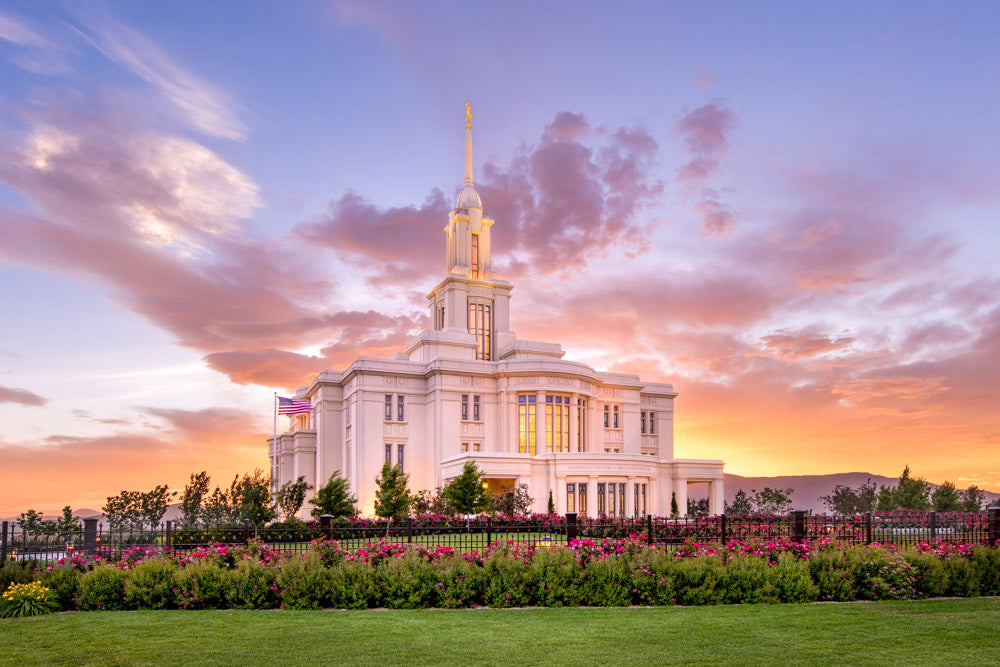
xmin=2 ymin=598 xmax=998 ymax=665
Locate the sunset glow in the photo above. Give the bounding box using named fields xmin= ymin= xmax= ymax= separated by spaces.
xmin=1 ymin=1 xmax=999 ymax=515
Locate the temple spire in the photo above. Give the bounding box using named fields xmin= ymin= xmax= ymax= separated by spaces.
xmin=464 ymin=98 xmax=473 ymax=187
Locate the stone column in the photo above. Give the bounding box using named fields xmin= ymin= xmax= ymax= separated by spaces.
xmin=569 ymin=392 xmax=579 ymax=453
xmin=587 ymin=475 xmax=598 ymax=517
xmin=536 ymin=390 xmax=547 ymax=454
xmin=674 ymin=478 xmax=688 ymax=518
xmin=709 ymin=479 xmax=725 ymax=516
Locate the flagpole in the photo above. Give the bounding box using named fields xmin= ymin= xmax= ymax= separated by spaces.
xmin=272 ymin=392 xmax=278 ymax=497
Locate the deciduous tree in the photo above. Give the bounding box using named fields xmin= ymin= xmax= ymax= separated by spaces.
xmin=374 ymin=462 xmax=412 ymax=521
xmin=276 ymin=476 xmax=312 ymax=521
xmin=931 ymin=481 xmax=963 ymax=512
xmin=310 ymin=471 xmax=357 ymax=519
xmin=180 ymin=471 xmax=211 ymax=526
xmin=442 ymin=461 xmax=491 ymax=516
xmin=961 ymin=485 xmax=986 ymax=512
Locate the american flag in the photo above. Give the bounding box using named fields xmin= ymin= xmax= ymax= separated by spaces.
xmin=278 ymin=396 xmax=313 ymax=415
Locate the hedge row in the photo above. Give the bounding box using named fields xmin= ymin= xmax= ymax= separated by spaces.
xmin=3 ymin=538 xmax=1000 ymax=611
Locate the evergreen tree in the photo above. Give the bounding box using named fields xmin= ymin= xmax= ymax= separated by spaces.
xmin=180 ymin=471 xmax=211 ymax=526
xmin=55 ymin=506 xmax=80 ymax=539
xmin=547 ymin=490 xmax=556 ymax=514
xmin=878 ymin=466 xmax=931 ymax=511
xmin=15 ymin=509 xmax=45 ymax=537
xmin=442 ymin=461 xmax=491 ymax=516
xmin=670 ymin=492 xmax=679 ymax=518
xmin=374 ymin=461 xmax=412 ymax=521
xmin=961 ymin=485 xmax=986 ymax=512
xmin=139 ymin=485 xmax=176 ymax=530
xmin=931 ymin=481 xmax=963 ymax=512
xmin=310 ymin=471 xmax=358 ymax=519
xmin=276 ymin=476 xmax=312 ymax=521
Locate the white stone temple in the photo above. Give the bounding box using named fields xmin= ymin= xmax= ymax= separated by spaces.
xmin=269 ymin=103 xmax=725 ymax=517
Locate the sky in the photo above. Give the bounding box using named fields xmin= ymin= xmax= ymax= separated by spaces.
xmin=1 ymin=0 xmax=999 ymax=515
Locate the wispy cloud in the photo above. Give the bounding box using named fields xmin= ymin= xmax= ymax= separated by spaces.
xmin=77 ymin=10 xmax=246 ymax=140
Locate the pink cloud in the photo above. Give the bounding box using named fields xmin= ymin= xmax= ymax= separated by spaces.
xmin=0 ymin=385 xmax=47 ymax=406
xmin=759 ymin=329 xmax=855 ymax=362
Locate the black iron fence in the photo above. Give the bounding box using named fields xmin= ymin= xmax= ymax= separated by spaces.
xmin=2 ymin=508 xmax=998 ymax=567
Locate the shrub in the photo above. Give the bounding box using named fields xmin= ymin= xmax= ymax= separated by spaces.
xmin=970 ymin=547 xmax=1000 ymax=596
xmin=77 ymin=567 xmax=128 ymax=611
xmin=0 ymin=561 xmax=35 ymax=594
xmin=528 ymin=548 xmax=584 ymax=607
xmin=809 ymin=548 xmax=858 ymax=602
xmin=630 ymin=548 xmax=676 ymax=606
xmin=39 ymin=567 xmax=82 ymax=611
xmin=482 ymin=552 xmax=531 ymax=608
xmin=126 ymin=559 xmax=178 ymax=610
xmin=224 ymin=559 xmax=280 ymax=610
xmin=276 ymin=556 xmax=332 ymax=610
xmin=672 ymin=555 xmax=725 ymax=605
xmin=174 ymin=559 xmax=227 ymax=609
xmin=0 ymin=581 xmax=60 ymax=618
xmin=325 ymin=559 xmax=375 ymax=609
xmin=903 ymin=552 xmax=948 ymax=598
xmin=374 ymin=554 xmax=440 ymax=609
xmin=768 ymin=554 xmax=817 ymax=603
xmin=580 ymin=556 xmax=632 ymax=606
xmin=851 ymin=547 xmax=917 ymax=600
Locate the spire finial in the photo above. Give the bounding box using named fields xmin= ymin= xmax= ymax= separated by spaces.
xmin=464 ymin=97 xmax=473 ymax=187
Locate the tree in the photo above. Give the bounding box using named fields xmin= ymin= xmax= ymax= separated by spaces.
xmin=55 ymin=506 xmax=80 ymax=539
xmin=374 ymin=461 xmax=412 ymax=521
xmin=931 ymin=481 xmax=963 ymax=512
xmin=670 ymin=492 xmax=679 ymax=518
xmin=236 ymin=470 xmax=276 ymax=527
xmin=276 ymin=476 xmax=313 ymax=521
xmin=202 ymin=485 xmax=239 ymax=525
xmin=16 ymin=509 xmax=45 ymax=537
xmin=751 ymin=487 xmax=794 ymax=514
xmin=879 ymin=466 xmax=931 ymax=511
xmin=488 ymin=483 xmax=533 ymax=515
xmin=687 ymin=497 xmax=709 ymax=517
xmin=180 ymin=471 xmax=211 ymax=526
xmin=547 ymin=490 xmax=556 ymax=515
xmin=442 ymin=461 xmax=491 ymax=516
xmin=855 ymin=478 xmax=878 ymax=513
xmin=103 ymin=490 xmax=143 ymax=532
xmin=412 ymin=488 xmax=450 ymax=516
xmin=725 ymin=489 xmax=754 ymax=515
xmin=139 ymin=485 xmax=176 ymax=530
xmin=310 ymin=471 xmax=357 ymax=519
xmin=962 ymin=485 xmax=986 ymax=512
xmin=819 ymin=485 xmax=858 ymax=516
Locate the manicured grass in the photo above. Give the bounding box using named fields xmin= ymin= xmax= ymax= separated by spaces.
xmin=2 ymin=598 xmax=998 ymax=665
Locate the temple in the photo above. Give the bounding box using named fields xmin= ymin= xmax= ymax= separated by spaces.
xmin=268 ymin=103 xmax=725 ymax=516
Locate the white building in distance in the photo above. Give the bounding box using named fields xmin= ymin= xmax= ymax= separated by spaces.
xmin=269 ymin=104 xmax=725 ymax=517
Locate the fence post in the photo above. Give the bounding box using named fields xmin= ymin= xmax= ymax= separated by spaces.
xmin=0 ymin=521 xmax=7 ymax=568
xmin=720 ymin=513 xmax=727 ymax=545
xmin=647 ymin=514 xmax=653 ymax=545
xmin=83 ymin=517 xmax=98 ymax=554
xmin=988 ymin=507 xmax=1000 ymax=547
xmin=929 ymin=511 xmax=937 ymax=540
xmin=320 ymin=514 xmax=333 ymax=541
xmin=486 ymin=515 xmax=493 ymax=546
xmin=864 ymin=512 xmax=873 ymax=545
xmin=565 ymin=513 xmax=577 ymax=542
xmin=407 ymin=517 xmax=413 ymax=544
xmin=790 ymin=510 xmax=806 ymax=543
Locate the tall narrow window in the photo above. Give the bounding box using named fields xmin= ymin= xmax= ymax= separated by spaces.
xmin=597 ymin=483 xmax=606 ymax=516
xmin=640 ymin=411 xmax=647 ymax=434
xmin=518 ymin=395 xmax=536 ymax=455
xmin=566 ymin=484 xmax=576 ymax=513
xmin=461 ymin=394 xmax=469 ymax=421
xmin=473 ymin=395 xmax=480 ymax=421
xmin=578 ymin=483 xmax=588 ymax=516
xmin=397 ymin=395 xmax=405 ymax=422
xmin=384 ymin=395 xmax=393 ymax=421
xmin=613 ymin=405 xmax=620 ymax=429
xmin=641 ymin=484 xmax=647 ymax=516
xmin=397 ymin=444 xmax=405 ymax=472
xmin=603 ymin=404 xmax=609 ymax=428
xmin=618 ymin=484 xmax=626 ymax=518
xmin=544 ymin=395 xmax=569 ymax=452
xmin=607 ymin=483 xmax=616 ymax=516
xmin=436 ymin=305 xmax=445 ymax=330
xmin=468 ymin=302 xmax=492 ymax=360
xmin=470 ymin=233 xmax=480 ymax=279
xmin=649 ymin=412 xmax=655 ymax=434
xmin=634 ymin=484 xmax=641 ymax=518
xmin=576 ymin=398 xmax=586 ymax=451
xmin=384 ymin=444 xmax=392 ymax=464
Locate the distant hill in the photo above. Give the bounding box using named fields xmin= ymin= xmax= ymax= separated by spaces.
xmin=714 ymin=473 xmax=1000 ymax=514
